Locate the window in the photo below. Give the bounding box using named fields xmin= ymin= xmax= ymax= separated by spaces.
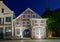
xmin=35 ymin=28 xmax=40 ymax=35
xmin=1 ymin=8 xmax=4 ymax=13
xmin=16 ymin=21 xmax=19 ymax=24
xmin=5 ymin=27 xmax=11 ymax=36
xmin=6 ymin=17 xmax=11 ymax=22
xmin=16 ymin=29 xmax=20 ymax=34
xmin=27 ymin=22 xmax=29 ymax=24
xmin=32 ymin=15 xmax=36 ymax=18
xmin=34 ymin=20 xmax=37 ymax=23
xmin=0 ymin=18 xmax=3 ymax=24
xmin=0 ymin=28 xmax=3 ymax=34
xmin=23 ymin=21 xmax=25 ymax=24
xmin=23 ymin=15 xmax=25 ymax=18
xmin=36 ymin=15 xmax=40 ymax=18
xmin=41 ymin=20 xmax=44 ymax=23
xmin=27 ymin=15 xmax=30 ymax=18
xmin=0 ymin=18 xmax=1 ymax=24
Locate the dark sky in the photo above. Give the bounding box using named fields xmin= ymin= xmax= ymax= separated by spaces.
xmin=3 ymin=0 xmax=60 ymax=17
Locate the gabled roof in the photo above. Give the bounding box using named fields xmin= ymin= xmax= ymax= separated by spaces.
xmin=13 ymin=8 xmax=41 ymax=21
xmin=0 ymin=1 xmax=13 ymax=13
xmin=23 ymin=8 xmax=37 ymax=14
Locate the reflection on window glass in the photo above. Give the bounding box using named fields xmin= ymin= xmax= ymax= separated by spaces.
xmin=5 ymin=27 xmax=11 ymax=36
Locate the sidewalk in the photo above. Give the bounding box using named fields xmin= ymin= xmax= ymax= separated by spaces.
xmin=0 ymin=37 xmax=60 ymax=40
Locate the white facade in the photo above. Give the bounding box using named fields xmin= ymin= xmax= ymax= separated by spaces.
xmin=0 ymin=1 xmax=14 ymax=39
xmin=30 ymin=18 xmax=47 ymax=39
xmin=12 ymin=8 xmax=47 ymax=39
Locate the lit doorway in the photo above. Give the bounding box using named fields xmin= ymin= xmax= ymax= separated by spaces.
xmin=23 ymin=29 xmax=31 ymax=38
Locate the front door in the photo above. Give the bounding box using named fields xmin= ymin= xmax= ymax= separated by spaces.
xmin=0 ymin=28 xmax=3 ymax=39
xmin=23 ymin=29 xmax=31 ymax=38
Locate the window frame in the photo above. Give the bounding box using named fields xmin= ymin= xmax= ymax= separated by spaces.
xmin=0 ymin=18 xmax=4 ymax=24
xmin=6 ymin=17 xmax=11 ymax=22
xmin=23 ymin=14 xmax=26 ymax=18
xmin=40 ymin=20 xmax=45 ymax=24
xmin=32 ymin=14 xmax=36 ymax=18
xmin=5 ymin=27 xmax=11 ymax=36
xmin=22 ymin=21 xmax=26 ymax=24
xmin=1 ymin=8 xmax=4 ymax=13
xmin=34 ymin=20 xmax=37 ymax=24
xmin=27 ymin=14 xmax=31 ymax=18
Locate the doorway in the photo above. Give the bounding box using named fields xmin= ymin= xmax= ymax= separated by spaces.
xmin=23 ymin=29 xmax=31 ymax=38
xmin=0 ymin=28 xmax=3 ymax=39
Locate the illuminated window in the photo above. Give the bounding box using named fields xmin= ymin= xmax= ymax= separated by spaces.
xmin=5 ymin=27 xmax=11 ymax=36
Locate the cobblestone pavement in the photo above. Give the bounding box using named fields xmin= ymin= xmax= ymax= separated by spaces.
xmin=0 ymin=39 xmax=60 ymax=42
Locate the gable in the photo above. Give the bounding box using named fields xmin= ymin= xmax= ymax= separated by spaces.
xmin=0 ymin=1 xmax=13 ymax=13
xmin=13 ymin=8 xmax=42 ymax=21
xmin=23 ymin=8 xmax=35 ymax=14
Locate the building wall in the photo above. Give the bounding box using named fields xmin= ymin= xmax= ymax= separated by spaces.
xmin=0 ymin=1 xmax=14 ymax=39
xmin=30 ymin=18 xmax=47 ymax=39
xmin=12 ymin=8 xmax=43 ymax=39
xmin=0 ymin=1 xmax=13 ymax=14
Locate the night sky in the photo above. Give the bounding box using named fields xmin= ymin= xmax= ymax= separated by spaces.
xmin=3 ymin=0 xmax=60 ymax=17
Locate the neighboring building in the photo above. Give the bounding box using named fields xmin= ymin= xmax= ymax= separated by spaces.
xmin=0 ymin=1 xmax=14 ymax=39
xmin=12 ymin=8 xmax=47 ymax=39
xmin=30 ymin=18 xmax=47 ymax=39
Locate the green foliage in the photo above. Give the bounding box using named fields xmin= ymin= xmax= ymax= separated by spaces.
xmin=42 ymin=9 xmax=60 ymax=37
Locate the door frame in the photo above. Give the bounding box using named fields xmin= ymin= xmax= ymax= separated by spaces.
xmin=23 ymin=29 xmax=31 ymax=38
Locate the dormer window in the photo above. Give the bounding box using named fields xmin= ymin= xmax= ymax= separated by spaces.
xmin=2 ymin=8 xmax=4 ymax=13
